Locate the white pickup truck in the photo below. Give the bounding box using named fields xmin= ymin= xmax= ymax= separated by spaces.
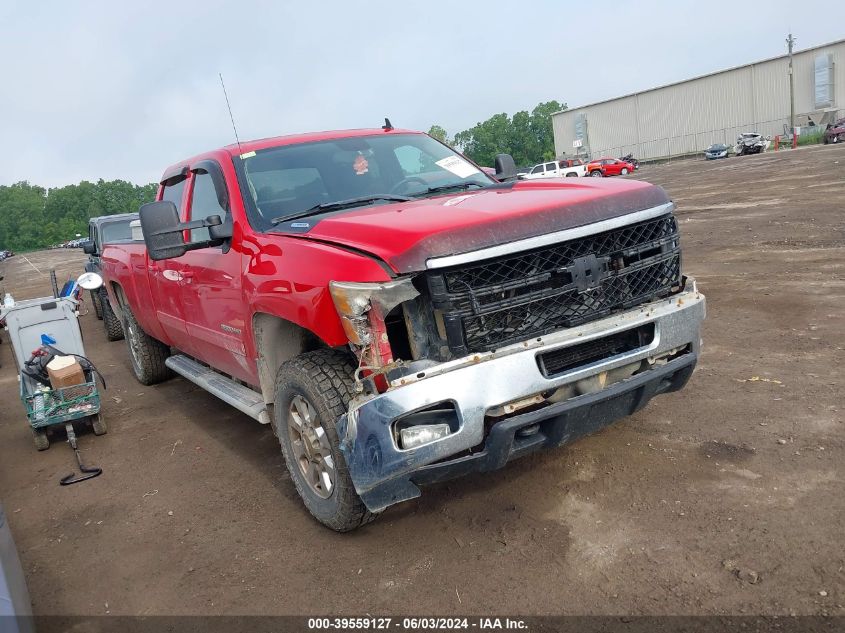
xmin=521 ymin=158 xmax=586 ymax=179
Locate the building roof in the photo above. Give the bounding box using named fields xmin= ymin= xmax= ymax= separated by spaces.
xmin=552 ymin=37 xmax=845 ymax=116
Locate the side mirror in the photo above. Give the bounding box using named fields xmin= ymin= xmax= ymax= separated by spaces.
xmin=82 ymin=240 xmax=96 ymax=255
xmin=139 ymin=201 xmax=187 ymax=261
xmin=77 ymin=272 xmax=103 ymax=291
xmin=139 ymin=201 xmax=226 ymax=261
xmin=494 ymin=153 xmax=517 ymax=181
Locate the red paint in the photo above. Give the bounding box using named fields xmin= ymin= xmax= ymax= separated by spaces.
xmin=101 ymin=128 xmax=655 ymax=388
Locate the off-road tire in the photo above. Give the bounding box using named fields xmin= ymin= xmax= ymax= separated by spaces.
xmin=90 ymin=290 xmax=103 ymax=319
xmin=32 ymin=428 xmax=49 ymax=451
xmin=273 ymin=349 xmax=376 ymax=532
xmin=122 ymin=303 xmax=171 ymax=385
xmin=91 ymin=414 xmax=107 ymax=436
xmin=101 ymin=289 xmax=124 ymax=341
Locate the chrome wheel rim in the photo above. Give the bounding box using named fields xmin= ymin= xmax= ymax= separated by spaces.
xmin=287 ymin=395 xmax=335 ymax=499
xmin=127 ymin=321 xmax=142 ymax=369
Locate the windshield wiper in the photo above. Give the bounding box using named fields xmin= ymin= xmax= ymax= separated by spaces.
xmin=413 ymin=182 xmax=487 ymax=197
xmin=271 ymin=194 xmax=412 ymax=225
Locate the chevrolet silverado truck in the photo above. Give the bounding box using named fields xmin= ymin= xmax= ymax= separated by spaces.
xmin=100 ymin=127 xmax=705 ymax=531
xmin=82 ymin=212 xmax=138 ymax=341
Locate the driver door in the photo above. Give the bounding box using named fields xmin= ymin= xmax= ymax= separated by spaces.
xmin=177 ymin=161 xmax=254 ymax=384
xmin=147 ymin=176 xmax=192 ymax=347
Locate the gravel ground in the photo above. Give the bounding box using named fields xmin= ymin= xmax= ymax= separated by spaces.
xmin=0 ymin=144 xmax=843 ymax=616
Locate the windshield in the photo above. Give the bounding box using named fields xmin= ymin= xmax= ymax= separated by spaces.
xmin=235 ymin=133 xmax=494 ymax=230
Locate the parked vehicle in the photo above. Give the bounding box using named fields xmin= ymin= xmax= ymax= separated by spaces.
xmin=82 ymin=213 xmax=138 ymax=340
xmin=101 ymin=127 xmax=705 ymax=531
xmin=823 ymin=119 xmax=845 ymax=144
xmin=0 ymin=250 xmax=15 ymax=261
xmin=619 ymin=154 xmax=639 ymax=169
xmin=734 ymin=132 xmax=769 ymax=156
xmin=586 ymin=157 xmax=636 ymax=177
xmin=704 ymin=143 xmax=729 ymax=160
xmin=522 ymin=158 xmax=586 ymax=179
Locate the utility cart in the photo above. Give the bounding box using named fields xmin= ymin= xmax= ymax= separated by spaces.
xmin=1 ymin=273 xmax=107 ymax=483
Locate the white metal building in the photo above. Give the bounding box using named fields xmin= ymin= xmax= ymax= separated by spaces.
xmin=552 ymin=38 xmax=844 ymax=161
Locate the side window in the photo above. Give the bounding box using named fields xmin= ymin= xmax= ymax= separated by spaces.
xmin=531 ymin=165 xmax=543 ymax=174
xmin=546 ymin=162 xmax=557 ymax=172
xmin=188 ymin=172 xmax=227 ymax=243
xmin=161 ymin=178 xmax=186 ymax=213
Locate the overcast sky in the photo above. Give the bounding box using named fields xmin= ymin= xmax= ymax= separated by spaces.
xmin=1 ymin=1 xmax=841 ymax=188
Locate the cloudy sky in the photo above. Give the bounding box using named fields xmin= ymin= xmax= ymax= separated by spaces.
xmin=1 ymin=1 xmax=840 ymax=187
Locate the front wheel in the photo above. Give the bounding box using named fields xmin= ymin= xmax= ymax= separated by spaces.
xmin=123 ymin=304 xmax=172 ymax=385
xmin=273 ymin=349 xmax=375 ymax=532
xmin=833 ymin=134 xmax=841 ymax=144
xmin=621 ymin=167 xmax=629 ymax=175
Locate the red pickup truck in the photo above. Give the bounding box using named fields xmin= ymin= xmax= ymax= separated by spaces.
xmin=101 ymin=127 xmax=705 ymax=531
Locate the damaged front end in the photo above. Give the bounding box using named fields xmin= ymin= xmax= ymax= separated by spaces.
xmin=332 ymin=205 xmax=706 ymax=513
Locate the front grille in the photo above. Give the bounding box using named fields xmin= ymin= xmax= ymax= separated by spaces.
xmin=426 ymin=213 xmax=681 ymax=354
xmin=537 ymin=323 xmax=655 ymax=377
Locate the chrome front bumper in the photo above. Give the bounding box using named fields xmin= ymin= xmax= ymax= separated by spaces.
xmin=339 ymin=280 xmax=706 ymax=512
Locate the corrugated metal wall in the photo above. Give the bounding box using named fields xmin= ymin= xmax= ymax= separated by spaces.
xmin=553 ymin=40 xmax=845 ymax=160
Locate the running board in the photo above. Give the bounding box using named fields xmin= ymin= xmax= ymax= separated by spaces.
xmin=165 ymin=355 xmax=271 ymax=424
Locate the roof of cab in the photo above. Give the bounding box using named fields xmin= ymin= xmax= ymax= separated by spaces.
xmin=222 ymin=127 xmax=423 ymax=156
xmin=159 ymin=128 xmax=424 ymax=184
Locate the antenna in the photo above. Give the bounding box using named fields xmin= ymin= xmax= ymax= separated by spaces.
xmin=382 ymin=117 xmax=393 ymax=131
xmin=219 ymin=73 xmax=243 ymax=155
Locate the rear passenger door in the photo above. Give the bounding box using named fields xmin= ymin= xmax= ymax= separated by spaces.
xmin=177 ymin=161 xmax=254 ymax=384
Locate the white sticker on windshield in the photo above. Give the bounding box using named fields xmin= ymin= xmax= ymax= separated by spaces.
xmin=435 ymin=156 xmax=480 ymax=179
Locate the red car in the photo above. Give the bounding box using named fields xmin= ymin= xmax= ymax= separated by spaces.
xmin=587 ymin=158 xmax=635 ymax=177
xmin=823 ymin=119 xmax=845 ymax=144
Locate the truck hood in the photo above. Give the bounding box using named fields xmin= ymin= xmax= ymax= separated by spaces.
xmin=271 ymin=179 xmax=671 ymax=273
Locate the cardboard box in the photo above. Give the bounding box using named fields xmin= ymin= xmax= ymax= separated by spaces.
xmin=47 ymin=356 xmax=85 ymax=389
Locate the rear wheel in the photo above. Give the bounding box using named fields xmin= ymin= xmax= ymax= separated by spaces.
xmin=833 ymin=134 xmax=841 ymax=144
xmin=590 ymin=170 xmax=603 ymax=177
xmin=273 ymin=349 xmax=375 ymax=532
xmin=101 ymin=289 xmax=124 ymax=341
xmin=123 ymin=304 xmax=171 ymax=385
xmin=90 ymin=290 xmax=103 ymax=320
xmin=32 ymin=427 xmax=49 ymax=451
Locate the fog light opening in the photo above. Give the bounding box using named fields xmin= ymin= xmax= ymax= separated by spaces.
xmin=394 ymin=401 xmax=459 ymax=450
xmin=399 ymin=424 xmax=452 ymax=450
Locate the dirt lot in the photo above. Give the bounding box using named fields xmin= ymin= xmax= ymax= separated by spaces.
xmin=1 ymin=145 xmax=843 ymax=617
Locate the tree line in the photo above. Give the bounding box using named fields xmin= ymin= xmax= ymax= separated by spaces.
xmin=429 ymin=99 xmax=567 ymax=169
xmin=0 ymin=180 xmax=157 ymax=251
xmin=1 ymin=103 xmax=565 ymax=251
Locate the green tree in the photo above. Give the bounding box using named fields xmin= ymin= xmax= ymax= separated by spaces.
xmin=0 ymin=179 xmax=157 ymax=251
xmin=428 ymin=125 xmax=450 ymax=144
xmin=452 ymin=100 xmax=567 ymax=167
